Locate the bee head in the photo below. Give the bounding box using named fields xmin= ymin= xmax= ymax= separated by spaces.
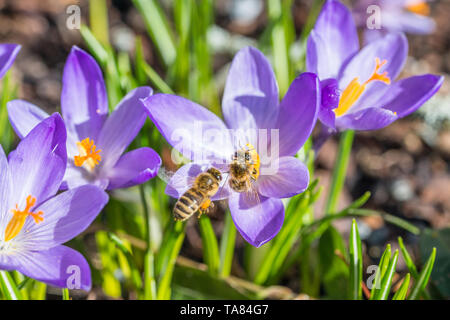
xmin=207 ymin=168 xmax=222 ymax=181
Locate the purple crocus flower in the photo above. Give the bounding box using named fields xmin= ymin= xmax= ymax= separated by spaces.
xmin=0 ymin=44 xmax=20 ymax=80
xmin=7 ymin=46 xmax=161 ymax=190
xmin=143 ymin=47 xmax=319 ymax=247
xmin=0 ymin=114 xmax=108 ymax=290
xmin=353 ymin=0 xmax=435 ymax=41
xmin=307 ymin=0 xmax=443 ymax=133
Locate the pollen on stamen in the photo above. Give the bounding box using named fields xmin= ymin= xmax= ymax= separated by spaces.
xmin=74 ymin=138 xmax=102 ymax=170
xmin=4 ymin=195 xmax=44 ymax=242
xmin=406 ymin=1 xmax=430 ymax=16
xmin=334 ymin=57 xmax=391 ymax=117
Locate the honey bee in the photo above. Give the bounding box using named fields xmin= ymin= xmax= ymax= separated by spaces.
xmin=228 ymin=143 xmax=261 ymax=202
xmin=173 ymin=168 xmax=222 ymax=221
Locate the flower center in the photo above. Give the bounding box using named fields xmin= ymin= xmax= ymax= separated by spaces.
xmin=406 ymin=1 xmax=430 ymax=16
xmin=74 ymin=138 xmax=102 ymax=171
xmin=4 ymin=195 xmax=44 ymax=242
xmin=334 ymin=57 xmax=391 ymax=117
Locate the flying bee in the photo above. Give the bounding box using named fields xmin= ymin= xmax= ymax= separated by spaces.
xmin=229 ymin=143 xmax=260 ymax=193
xmin=173 ymin=167 xmax=222 ymax=221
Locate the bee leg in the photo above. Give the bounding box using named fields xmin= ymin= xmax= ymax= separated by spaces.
xmin=198 ymin=199 xmax=212 ymax=218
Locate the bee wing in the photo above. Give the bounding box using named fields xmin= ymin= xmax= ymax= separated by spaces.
xmin=157 ymin=166 xmax=176 ymax=183
xmin=241 ymin=179 xmax=263 ymax=213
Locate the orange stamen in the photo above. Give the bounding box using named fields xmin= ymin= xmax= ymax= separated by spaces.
xmin=406 ymin=1 xmax=430 ymax=16
xmin=4 ymin=195 xmax=44 ymax=242
xmin=335 ymin=58 xmax=391 ymax=117
xmin=74 ymin=138 xmax=102 ymax=170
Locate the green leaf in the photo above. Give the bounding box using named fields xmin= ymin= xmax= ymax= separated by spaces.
xmin=392 ymin=273 xmax=411 ymax=300
xmin=370 ymin=244 xmax=391 ymax=299
xmin=199 ymin=215 xmax=220 ymax=276
xmin=108 ymin=232 xmax=143 ymax=291
xmin=375 ymin=250 xmax=399 ymax=300
xmin=133 ymin=0 xmax=176 ymax=67
xmin=219 ymin=211 xmax=237 ymax=278
xmin=419 ymin=228 xmax=450 ymax=298
xmin=0 ymin=271 xmax=22 ymax=300
xmin=156 ymin=221 xmax=186 ymax=300
xmin=80 ymin=25 xmax=108 ymax=66
xmin=142 ymin=62 xmax=174 ymax=94
xmin=319 ymin=226 xmax=349 ymax=299
xmin=409 ymin=248 xmax=437 ymax=300
xmin=349 ymin=219 xmax=362 ymax=300
xmin=89 ymin=0 xmax=110 ymax=47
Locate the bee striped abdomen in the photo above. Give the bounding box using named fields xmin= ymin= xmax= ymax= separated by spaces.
xmin=173 ymin=188 xmax=205 ymax=221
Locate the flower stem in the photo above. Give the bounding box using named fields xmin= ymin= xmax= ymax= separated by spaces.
xmin=140 ymin=184 xmax=157 ymax=300
xmin=324 ymin=130 xmax=355 ymax=215
xmin=199 ymin=215 xmax=220 ymax=276
xmin=62 ymin=288 xmax=70 ymax=300
xmin=219 ymin=210 xmax=236 ymax=277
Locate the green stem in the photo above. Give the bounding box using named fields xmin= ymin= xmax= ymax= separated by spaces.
xmin=199 ymin=215 xmax=220 ymax=276
xmin=219 ymin=211 xmax=236 ymax=278
xmin=324 ymin=130 xmax=355 ymax=215
xmin=62 ymin=288 xmax=70 ymax=300
xmin=0 ymin=271 xmax=22 ymax=300
xmin=140 ymin=184 xmax=156 ymax=300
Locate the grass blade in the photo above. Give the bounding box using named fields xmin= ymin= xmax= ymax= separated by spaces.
xmin=408 ymin=247 xmax=436 ymax=300
xmin=133 ymin=0 xmax=176 ymax=67
xmin=349 ymin=219 xmax=362 ymax=300
xmin=370 ymin=244 xmax=391 ymax=299
xmin=375 ymin=250 xmax=399 ymax=300
xmin=392 ymin=273 xmax=411 ymax=300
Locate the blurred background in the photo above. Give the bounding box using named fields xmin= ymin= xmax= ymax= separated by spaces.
xmin=0 ymin=0 xmax=448 ymax=299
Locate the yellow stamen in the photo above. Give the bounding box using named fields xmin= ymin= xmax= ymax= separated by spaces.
xmin=74 ymin=138 xmax=102 ymax=170
xmin=334 ymin=58 xmax=391 ymax=117
xmin=4 ymin=195 xmax=44 ymax=242
xmin=406 ymin=1 xmax=430 ymax=16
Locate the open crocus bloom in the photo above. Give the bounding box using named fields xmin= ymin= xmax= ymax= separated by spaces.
xmin=0 ymin=44 xmax=20 ymax=79
xmin=353 ymin=0 xmax=435 ymax=40
xmin=307 ymin=0 xmax=443 ymax=132
xmin=7 ymin=46 xmax=161 ymax=190
xmin=0 ymin=114 xmax=108 ymax=290
xmin=144 ymin=47 xmax=319 ymax=247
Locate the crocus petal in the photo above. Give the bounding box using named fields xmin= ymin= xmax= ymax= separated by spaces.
xmin=97 ymin=86 xmax=153 ymax=170
xmin=306 ymin=0 xmax=359 ymax=79
xmin=7 ymin=99 xmax=49 ymax=139
xmin=16 ymin=185 xmax=108 ymax=250
xmin=275 ymin=73 xmax=320 ymax=156
xmin=107 ymin=147 xmax=161 ymax=190
xmin=257 ymin=156 xmax=309 ymax=199
xmin=0 ymin=44 xmax=20 ymax=79
xmin=318 ymin=79 xmax=339 ymax=129
xmin=15 ymin=245 xmax=92 ymax=291
xmin=0 ymin=146 xmax=12 ymax=229
xmin=8 ymin=114 xmax=67 ymax=208
xmin=335 ymin=107 xmax=398 ymax=131
xmin=339 ymin=33 xmax=408 ymax=89
xmin=61 ymin=46 xmax=108 ymax=141
xmin=384 ymin=10 xmax=436 ymax=34
xmin=228 ymin=193 xmax=284 ymax=247
xmin=165 ymin=162 xmax=231 ymax=201
xmin=144 ymin=94 xmax=233 ymax=164
xmin=381 ymin=75 xmax=444 ymax=118
xmin=222 ymin=46 xmax=279 ymax=132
